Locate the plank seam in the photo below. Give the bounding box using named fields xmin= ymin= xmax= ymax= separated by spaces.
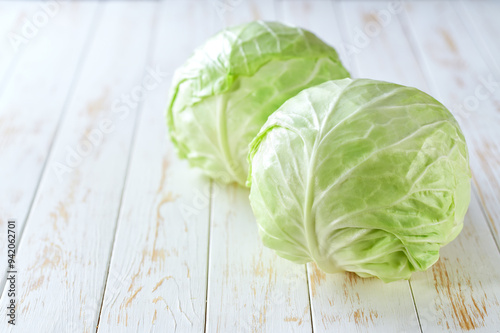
xmin=452 ymin=2 xmax=500 ymax=251
xmin=94 ymin=2 xmax=162 ymax=331
xmin=337 ymin=3 xmax=424 ymax=331
xmin=398 ymin=4 xmax=500 ymax=331
xmin=0 ymin=3 xmax=102 ymax=299
xmin=408 ymin=280 xmax=423 ymax=333
xmin=398 ymin=2 xmax=500 ymax=255
xmin=453 ymin=1 xmax=500 ymax=77
xmin=305 ymin=264 xmax=315 ymax=333
xmin=203 ymin=181 xmax=214 ymax=333
xmin=397 ymin=3 xmax=441 ymax=100
xmin=395 ymin=9 xmax=449 ymax=333
xmin=471 ymin=181 xmax=500 ymax=254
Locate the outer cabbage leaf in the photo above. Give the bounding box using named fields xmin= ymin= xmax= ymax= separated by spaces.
xmin=247 ymin=79 xmax=471 ymax=282
xmin=166 ymin=21 xmax=350 ymax=185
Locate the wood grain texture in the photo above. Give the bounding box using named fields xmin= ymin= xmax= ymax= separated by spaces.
xmin=277 ymin=0 xmax=350 ymax=71
xmin=0 ymin=2 xmax=157 ymax=332
xmin=207 ymin=184 xmax=312 ymax=333
xmin=337 ymin=1 xmax=500 ymax=331
xmin=411 ymin=192 xmax=500 ymax=332
xmin=205 ymin=1 xmax=313 ymax=332
xmin=459 ymin=1 xmax=500 ymax=75
xmin=454 ymin=0 xmax=500 ymax=249
xmin=97 ymin=1 xmax=217 ymax=332
xmin=402 ymin=1 xmax=500 ymax=240
xmin=338 ymin=1 xmax=430 ymax=93
xmin=398 ymin=2 xmax=500 ymax=331
xmin=0 ymin=1 xmax=97 ymax=287
xmin=280 ymin=2 xmax=421 ymax=332
xmin=0 ymin=1 xmax=499 ymax=332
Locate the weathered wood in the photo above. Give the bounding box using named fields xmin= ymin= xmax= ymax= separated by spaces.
xmin=0 ymin=0 xmax=97 ymax=293
xmin=0 ymin=1 xmax=40 ymax=87
xmin=400 ymin=2 xmax=500 ymax=331
xmin=1 ymin=1 xmax=499 ymax=332
xmin=205 ymin=1 xmax=313 ymax=332
xmin=277 ymin=0 xmax=350 ymax=69
xmin=97 ymin=1 xmax=217 ymax=332
xmin=411 ymin=192 xmax=500 ymax=332
xmin=454 ymin=0 xmax=500 ymax=249
xmin=458 ymin=1 xmax=500 ymax=75
xmin=281 ymin=1 xmax=421 ymax=332
xmin=207 ymin=184 xmax=313 ymax=332
xmin=0 ymin=2 xmax=157 ymax=332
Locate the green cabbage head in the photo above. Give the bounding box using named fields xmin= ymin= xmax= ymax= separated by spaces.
xmin=166 ymin=21 xmax=350 ymax=185
xmin=247 ymin=79 xmax=471 ymax=282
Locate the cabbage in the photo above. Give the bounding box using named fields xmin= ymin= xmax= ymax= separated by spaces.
xmin=247 ymin=79 xmax=471 ymax=282
xmin=166 ymin=21 xmax=350 ymax=185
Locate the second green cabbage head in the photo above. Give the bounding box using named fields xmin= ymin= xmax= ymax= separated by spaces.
xmin=247 ymin=79 xmax=471 ymax=282
xmin=167 ymin=21 xmax=350 ymax=185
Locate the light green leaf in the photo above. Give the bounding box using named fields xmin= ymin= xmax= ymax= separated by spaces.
xmin=166 ymin=21 xmax=350 ymax=185
xmin=248 ymin=79 xmax=471 ymax=282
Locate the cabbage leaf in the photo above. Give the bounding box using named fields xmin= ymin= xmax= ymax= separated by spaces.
xmin=247 ymin=79 xmax=471 ymax=282
xmin=167 ymin=21 xmax=350 ymax=185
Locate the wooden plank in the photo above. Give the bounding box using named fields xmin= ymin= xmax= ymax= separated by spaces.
xmin=339 ymin=1 xmax=500 ymax=331
xmin=398 ymin=2 xmax=500 ymax=331
xmin=97 ymin=1 xmax=217 ymax=332
xmin=216 ymin=0 xmax=275 ymax=28
xmin=454 ymin=0 xmax=500 ymax=247
xmin=0 ymin=1 xmax=40 ymax=87
xmin=208 ymin=184 xmax=312 ymax=333
xmin=281 ymin=1 xmax=421 ymax=332
xmin=277 ymin=0 xmax=351 ymax=73
xmin=411 ymin=192 xmax=500 ymax=332
xmin=339 ymin=1 xmax=430 ymax=93
xmin=0 ymin=1 xmax=97 ymax=287
xmin=458 ymin=1 xmax=500 ymax=75
xmin=402 ymin=1 xmax=500 ymax=245
xmin=205 ymin=1 xmax=313 ymax=332
xmin=0 ymin=2 xmax=157 ymax=332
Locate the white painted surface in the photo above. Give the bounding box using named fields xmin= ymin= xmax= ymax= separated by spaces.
xmin=454 ymin=0 xmax=500 ymax=249
xmin=207 ymin=184 xmax=312 ymax=333
xmin=0 ymin=1 xmax=40 ymax=87
xmin=0 ymin=1 xmax=499 ymax=332
xmin=459 ymin=1 xmax=500 ymax=75
xmin=98 ymin=1 xmax=216 ymax=332
xmin=401 ymin=2 xmax=500 ymax=331
xmin=0 ymin=1 xmax=97 ymax=282
xmin=0 ymin=2 xmax=156 ymax=332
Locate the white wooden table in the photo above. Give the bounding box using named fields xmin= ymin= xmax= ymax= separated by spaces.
xmin=1 ymin=1 xmax=499 ymax=332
